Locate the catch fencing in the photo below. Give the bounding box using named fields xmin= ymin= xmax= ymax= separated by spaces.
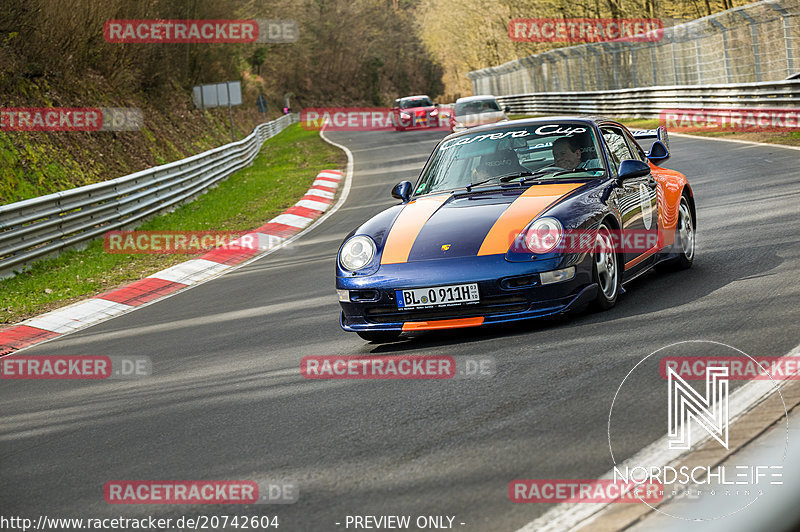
xmin=469 ymin=0 xmax=800 ymax=95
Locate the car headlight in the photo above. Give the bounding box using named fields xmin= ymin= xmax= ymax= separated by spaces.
xmin=523 ymin=217 xmax=563 ymax=254
xmin=339 ymin=235 xmax=376 ymax=271
xmin=400 ymin=112 xmax=411 ymax=120
xmin=430 ymin=108 xmax=439 ymax=116
xmin=539 ymin=266 xmax=575 ymax=285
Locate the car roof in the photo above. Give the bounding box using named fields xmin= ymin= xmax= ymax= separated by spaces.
xmin=397 ymin=95 xmax=431 ymax=101
xmin=455 ymin=95 xmax=498 ymax=103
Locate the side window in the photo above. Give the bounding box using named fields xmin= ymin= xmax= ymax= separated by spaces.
xmin=601 ymin=127 xmax=635 ymax=175
xmin=622 ymin=130 xmax=647 ymax=162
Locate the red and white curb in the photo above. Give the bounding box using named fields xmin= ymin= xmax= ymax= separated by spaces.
xmin=0 ymin=169 xmax=344 ymax=356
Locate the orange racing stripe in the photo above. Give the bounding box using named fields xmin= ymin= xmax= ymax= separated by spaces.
xmin=477 ymin=183 xmax=583 ymax=256
xmin=402 ymin=317 xmax=484 ymax=331
xmin=625 ymin=245 xmax=660 ymax=269
xmin=381 ymin=194 xmax=450 ymax=264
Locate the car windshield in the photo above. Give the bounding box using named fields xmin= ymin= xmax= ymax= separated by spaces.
xmin=455 ymin=99 xmax=501 ymax=116
xmin=399 ymin=97 xmax=433 ymax=108
xmin=414 ymin=123 xmax=606 ymax=196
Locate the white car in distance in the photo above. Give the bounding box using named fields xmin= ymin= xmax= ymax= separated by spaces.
xmin=451 ymin=95 xmax=510 ymax=132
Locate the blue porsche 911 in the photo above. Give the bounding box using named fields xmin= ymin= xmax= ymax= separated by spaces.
xmin=336 ymin=117 xmax=696 ymax=342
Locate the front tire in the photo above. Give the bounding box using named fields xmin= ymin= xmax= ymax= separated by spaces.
xmin=356 ymin=330 xmax=402 ymax=343
xmin=591 ymin=223 xmax=619 ymax=310
xmin=657 ymin=194 xmax=695 ymax=272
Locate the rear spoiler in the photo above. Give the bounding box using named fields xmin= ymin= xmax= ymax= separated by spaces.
xmin=630 ymin=125 xmax=670 ymax=151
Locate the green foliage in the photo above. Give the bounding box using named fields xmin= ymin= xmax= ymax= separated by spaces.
xmin=0 ymin=124 xmax=345 ymax=323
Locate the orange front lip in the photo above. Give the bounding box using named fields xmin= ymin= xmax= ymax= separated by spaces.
xmin=402 ymin=317 xmax=484 ymax=331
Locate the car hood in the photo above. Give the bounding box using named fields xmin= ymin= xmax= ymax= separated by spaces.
xmin=379 ymin=182 xmax=585 ymax=264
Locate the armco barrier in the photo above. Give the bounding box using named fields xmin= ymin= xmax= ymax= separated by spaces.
xmin=0 ymin=113 xmax=297 ymax=278
xmin=0 ymin=169 xmax=344 ymax=355
xmin=495 ymin=80 xmax=800 ymax=119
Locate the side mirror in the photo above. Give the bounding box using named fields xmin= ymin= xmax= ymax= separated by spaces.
xmin=391 ymin=181 xmax=413 ymax=202
xmin=434 ymin=102 xmax=440 ymax=107
xmin=504 ymin=106 xmax=511 ymax=113
xmin=617 ymin=159 xmax=651 ymax=181
xmin=646 ymin=140 xmax=670 ymax=162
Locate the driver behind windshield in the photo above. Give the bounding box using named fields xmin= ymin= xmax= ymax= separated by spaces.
xmin=472 ymin=149 xmax=528 ymax=182
xmin=552 ymin=136 xmax=600 ymax=171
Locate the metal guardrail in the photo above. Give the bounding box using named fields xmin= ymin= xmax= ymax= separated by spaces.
xmin=495 ymin=80 xmax=800 ymax=119
xmin=0 ymin=113 xmax=297 ymax=278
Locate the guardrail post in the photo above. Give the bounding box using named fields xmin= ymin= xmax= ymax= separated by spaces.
xmin=650 ymin=45 xmax=658 ymax=86
xmin=687 ymin=25 xmax=704 ymax=85
xmin=601 ymin=43 xmax=619 ymax=89
xmin=765 ymin=2 xmax=795 ymax=75
xmin=553 ymin=50 xmax=570 ymax=91
xmin=710 ymin=19 xmax=732 ymax=83
xmin=670 ymin=33 xmax=680 ymax=85
xmin=736 ymin=10 xmax=761 ymax=81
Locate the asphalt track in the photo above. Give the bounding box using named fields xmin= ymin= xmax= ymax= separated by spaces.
xmin=2 ymin=127 xmax=800 ymax=531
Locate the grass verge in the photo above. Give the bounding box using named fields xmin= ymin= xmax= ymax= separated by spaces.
xmin=0 ymin=123 xmax=346 ymax=325
xmin=508 ymin=114 xmax=800 ymax=147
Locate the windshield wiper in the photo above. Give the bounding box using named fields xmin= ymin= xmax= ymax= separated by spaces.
xmin=551 ymin=168 xmax=605 ymax=177
xmin=465 ymin=171 xmax=537 ymax=191
xmin=497 ymin=171 xmax=537 ymax=182
xmin=465 ymin=169 xmax=560 ymax=192
xmin=464 ymin=176 xmax=501 ymax=191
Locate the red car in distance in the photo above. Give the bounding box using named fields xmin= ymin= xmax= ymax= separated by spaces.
xmin=391 ymin=95 xmax=449 ymax=131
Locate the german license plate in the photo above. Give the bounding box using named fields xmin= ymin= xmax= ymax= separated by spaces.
xmin=395 ymin=283 xmax=479 ymax=309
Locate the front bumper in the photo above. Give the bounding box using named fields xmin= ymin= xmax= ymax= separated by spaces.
xmin=337 ymin=254 xmax=595 ymax=333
